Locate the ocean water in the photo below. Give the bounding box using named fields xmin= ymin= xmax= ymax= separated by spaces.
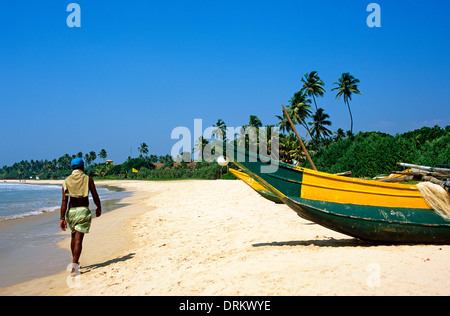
xmin=0 ymin=182 xmax=130 ymax=288
xmin=0 ymin=183 xmax=122 ymax=222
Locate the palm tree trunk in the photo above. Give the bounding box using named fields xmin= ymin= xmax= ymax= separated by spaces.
xmin=346 ymin=100 xmax=353 ymax=134
xmin=312 ymin=95 xmax=318 ymax=110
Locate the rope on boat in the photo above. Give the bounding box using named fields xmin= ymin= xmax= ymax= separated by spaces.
xmin=417 ymin=182 xmax=450 ymax=220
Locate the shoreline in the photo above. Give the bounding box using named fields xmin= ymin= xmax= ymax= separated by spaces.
xmin=0 ymin=180 xmax=135 ymax=292
xmin=1 ymin=179 xmax=449 ymax=296
xmin=0 ymin=180 xmax=128 ymax=222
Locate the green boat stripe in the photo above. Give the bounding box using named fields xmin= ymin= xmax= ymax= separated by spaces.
xmin=284 ymin=196 xmax=450 ymax=228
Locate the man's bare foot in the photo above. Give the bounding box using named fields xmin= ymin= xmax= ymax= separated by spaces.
xmin=70 ymin=263 xmax=81 ymax=277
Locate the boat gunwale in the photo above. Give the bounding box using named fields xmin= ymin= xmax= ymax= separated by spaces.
xmin=235 ymin=143 xmax=423 ymax=192
xmin=277 ymin=159 xmax=422 ymax=192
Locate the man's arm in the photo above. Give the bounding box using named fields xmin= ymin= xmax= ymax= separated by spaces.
xmin=60 ymin=187 xmax=68 ymax=231
xmin=89 ymin=177 xmax=102 ymax=217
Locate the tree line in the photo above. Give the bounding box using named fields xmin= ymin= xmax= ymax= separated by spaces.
xmin=0 ymin=147 xmax=182 ymax=180
xmin=1 ymin=149 xmax=107 ymax=180
xmin=204 ymin=116 xmax=449 ymax=178
xmin=198 ymin=71 xmax=448 ymax=177
xmin=1 ymin=71 xmax=448 ymax=180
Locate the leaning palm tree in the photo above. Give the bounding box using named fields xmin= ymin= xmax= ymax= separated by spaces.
xmin=309 ymin=108 xmax=332 ymax=140
xmin=332 ymin=73 xmax=362 ymax=134
xmin=300 ymin=71 xmax=325 ymax=110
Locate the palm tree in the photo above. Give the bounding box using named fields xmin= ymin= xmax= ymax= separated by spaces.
xmin=247 ymin=115 xmax=263 ymax=146
xmin=275 ymin=111 xmax=292 ymax=134
xmin=193 ymin=136 xmax=209 ymax=160
xmin=89 ymin=151 xmax=97 ymax=164
xmin=279 ymin=133 xmax=304 ymax=164
xmin=212 ymin=119 xmax=227 ymax=141
xmin=334 ymin=128 xmax=346 ymax=142
xmin=300 ymin=71 xmax=325 ymax=110
xmin=84 ymin=153 xmax=92 ymax=166
xmin=332 ymin=73 xmax=362 ymax=134
xmin=247 ymin=115 xmax=262 ymax=129
xmin=259 ymin=125 xmax=277 ymax=154
xmin=346 ymin=130 xmax=355 ymax=139
xmin=235 ymin=115 xmax=263 ymax=150
xmin=138 ymin=142 xmax=149 ymax=157
xmin=58 ymin=154 xmax=71 ymax=170
xmin=99 ymin=149 xmax=107 ymax=161
xmin=289 ymin=90 xmax=313 ymax=133
xmin=148 ymin=154 xmax=158 ymax=163
xmin=309 ymin=108 xmax=332 ymax=140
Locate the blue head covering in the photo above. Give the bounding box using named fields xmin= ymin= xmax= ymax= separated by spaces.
xmin=71 ymin=158 xmax=85 ymax=169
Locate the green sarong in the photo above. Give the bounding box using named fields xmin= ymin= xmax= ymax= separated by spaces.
xmin=66 ymin=207 xmax=92 ymax=234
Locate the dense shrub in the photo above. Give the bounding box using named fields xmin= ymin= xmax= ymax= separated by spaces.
xmin=304 ymin=126 xmax=449 ymax=178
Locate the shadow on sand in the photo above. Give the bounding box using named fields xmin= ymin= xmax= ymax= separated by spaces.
xmin=252 ymin=237 xmax=378 ymax=248
xmin=81 ymin=253 xmax=136 ymax=274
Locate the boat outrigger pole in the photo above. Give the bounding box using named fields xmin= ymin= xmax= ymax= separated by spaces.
xmin=281 ymin=104 xmax=317 ymax=171
xmin=397 ymin=162 xmax=450 ymax=177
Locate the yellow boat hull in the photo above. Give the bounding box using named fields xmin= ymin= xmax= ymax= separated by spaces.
xmin=229 ymin=169 xmax=282 ymax=203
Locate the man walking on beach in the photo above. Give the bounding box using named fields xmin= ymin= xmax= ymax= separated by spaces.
xmin=60 ymin=158 xmax=102 ymax=276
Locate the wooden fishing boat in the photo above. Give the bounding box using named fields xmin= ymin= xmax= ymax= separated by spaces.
xmin=229 ymin=168 xmax=282 ymax=203
xmin=233 ymin=149 xmax=450 ymax=244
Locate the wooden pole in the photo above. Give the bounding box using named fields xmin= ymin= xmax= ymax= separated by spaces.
xmin=397 ymin=162 xmax=450 ymax=176
xmin=281 ymin=104 xmax=317 ymax=171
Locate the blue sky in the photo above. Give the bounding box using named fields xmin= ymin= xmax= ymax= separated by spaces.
xmin=0 ymin=1 xmax=449 ymax=166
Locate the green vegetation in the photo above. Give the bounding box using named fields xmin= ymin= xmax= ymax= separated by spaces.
xmin=303 ymin=126 xmax=450 ymax=178
xmin=0 ymin=147 xmax=228 ymax=180
xmin=1 ymin=71 xmax=448 ymax=181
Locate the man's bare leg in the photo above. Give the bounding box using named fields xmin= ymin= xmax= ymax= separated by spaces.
xmin=70 ymin=231 xmax=84 ymax=275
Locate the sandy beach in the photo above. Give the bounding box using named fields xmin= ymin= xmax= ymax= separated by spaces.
xmin=0 ymin=179 xmax=449 ymax=296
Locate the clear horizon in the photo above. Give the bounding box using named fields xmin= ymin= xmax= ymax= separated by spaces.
xmin=1 ymin=1 xmax=449 ymax=166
